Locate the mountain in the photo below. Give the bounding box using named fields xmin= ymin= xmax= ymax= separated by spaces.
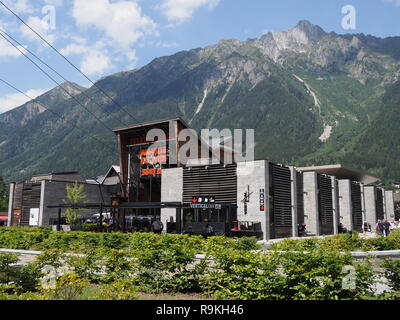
xmin=1 ymin=20 xmax=400 ymax=183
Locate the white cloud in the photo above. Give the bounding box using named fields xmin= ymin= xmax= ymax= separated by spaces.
xmin=72 ymin=0 xmax=158 ymax=49
xmin=60 ymin=43 xmax=113 ymax=76
xmin=0 ymin=0 xmax=36 ymax=14
xmin=158 ymin=0 xmax=220 ymax=24
xmin=19 ymin=16 xmax=56 ymax=44
xmin=80 ymin=50 xmax=111 ymax=76
xmin=0 ymin=88 xmax=48 ymax=113
xmin=43 ymin=0 xmax=64 ymax=6
xmin=0 ymin=37 xmax=26 ymax=58
xmin=384 ymin=0 xmax=400 ymax=6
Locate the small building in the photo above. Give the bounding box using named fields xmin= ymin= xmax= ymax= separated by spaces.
xmin=7 ymin=169 xmax=120 ymax=227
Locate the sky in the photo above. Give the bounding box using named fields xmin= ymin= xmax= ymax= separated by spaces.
xmin=0 ymin=0 xmax=399 ymax=113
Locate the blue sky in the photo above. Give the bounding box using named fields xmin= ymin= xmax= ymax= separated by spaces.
xmin=0 ymin=0 xmax=399 ymax=113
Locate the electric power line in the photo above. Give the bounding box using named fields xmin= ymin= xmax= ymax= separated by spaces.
xmin=0 ymin=30 xmax=116 ymax=133
xmin=0 ymin=0 xmax=141 ymax=125
xmin=0 ymin=77 xmax=116 ymax=153
xmin=0 ymin=27 xmax=130 ymax=128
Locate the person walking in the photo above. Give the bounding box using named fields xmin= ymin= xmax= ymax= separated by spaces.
xmin=151 ymin=218 xmax=164 ymax=234
xmin=382 ymin=219 xmax=391 ymax=237
xmin=375 ymin=220 xmax=383 ymax=236
xmin=363 ymin=222 xmax=371 ymax=234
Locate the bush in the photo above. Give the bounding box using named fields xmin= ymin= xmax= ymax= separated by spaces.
xmin=41 ymin=273 xmax=90 ymax=300
xmin=270 ymin=231 xmax=400 ymax=252
xmin=89 ymin=280 xmax=137 ymax=300
xmin=277 ymin=250 xmax=376 ymax=300
xmin=129 ymin=233 xmax=204 ymax=293
xmin=0 ymin=253 xmax=19 ymax=284
xmin=0 ymin=227 xmax=51 ymax=250
xmin=202 ymin=248 xmax=376 ymax=300
xmin=202 ymin=248 xmax=285 ymax=300
xmin=382 ymin=258 xmax=400 ymax=291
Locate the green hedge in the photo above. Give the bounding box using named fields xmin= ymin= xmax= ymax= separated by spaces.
xmin=269 ymin=230 xmax=400 ymax=252
xmin=1 ymin=231 xmax=400 ymax=300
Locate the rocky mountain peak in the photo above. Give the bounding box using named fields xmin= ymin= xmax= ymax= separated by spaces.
xmin=292 ymin=20 xmax=327 ymax=43
xmin=273 ymin=20 xmax=326 ymax=47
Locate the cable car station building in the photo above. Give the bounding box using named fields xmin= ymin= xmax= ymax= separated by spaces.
xmin=113 ymin=118 xmax=395 ymax=241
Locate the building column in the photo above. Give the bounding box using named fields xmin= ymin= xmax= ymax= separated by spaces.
xmin=7 ymin=183 xmax=15 ymax=227
xmin=338 ymin=180 xmax=353 ymax=231
xmin=303 ymin=172 xmax=319 ymax=236
xmin=290 ymin=167 xmax=298 ymax=237
xmin=39 ymin=180 xmax=46 ymax=226
xmin=360 ymin=184 xmax=366 ymax=225
xmin=364 ymin=186 xmax=376 ymax=227
xmin=160 ymin=167 xmax=183 ymax=232
xmin=331 ymin=177 xmax=339 ymax=235
xmin=237 ymin=161 xmax=270 ymax=240
xmin=381 ymin=188 xmax=387 ymax=220
xmin=385 ymin=190 xmax=395 ymax=221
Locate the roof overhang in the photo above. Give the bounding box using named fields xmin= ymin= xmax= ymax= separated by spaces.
xmin=113 ymin=117 xmax=189 ymax=133
xmin=296 ymin=164 xmax=380 ymax=185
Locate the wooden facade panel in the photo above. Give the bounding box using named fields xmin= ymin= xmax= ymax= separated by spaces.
xmin=183 ymin=165 xmax=237 ymax=205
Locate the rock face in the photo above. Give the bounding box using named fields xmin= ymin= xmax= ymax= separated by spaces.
xmin=1 ymin=20 xmax=400 ymax=182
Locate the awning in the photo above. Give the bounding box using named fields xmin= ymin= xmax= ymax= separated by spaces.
xmin=296 ymin=164 xmax=380 ymax=185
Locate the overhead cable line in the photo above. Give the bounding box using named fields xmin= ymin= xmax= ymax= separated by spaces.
xmin=0 ymin=28 xmax=130 ymax=128
xmin=0 ymin=0 xmax=141 ymax=125
xmin=0 ymin=30 xmax=115 ymax=133
xmin=0 ymin=77 xmax=116 ymax=153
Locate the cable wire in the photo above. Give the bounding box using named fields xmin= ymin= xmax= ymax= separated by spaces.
xmin=0 ymin=0 xmax=141 ymax=125
xmin=0 ymin=77 xmax=116 ymax=152
xmin=0 ymin=30 xmax=115 ymax=133
xmin=0 ymin=27 xmax=130 ymax=128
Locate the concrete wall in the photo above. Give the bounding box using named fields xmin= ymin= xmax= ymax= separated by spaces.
xmin=338 ymin=180 xmax=352 ymax=231
xmin=331 ymin=176 xmax=339 ymax=235
xmin=237 ymin=160 xmax=269 ymax=240
xmin=42 ymin=181 xmax=110 ymax=225
xmin=364 ymin=186 xmax=376 ymax=226
xmin=160 ymin=167 xmax=183 ymax=227
xmin=385 ymin=190 xmax=395 ymax=221
xmin=7 ymin=183 xmax=14 ymax=227
xmin=303 ymin=172 xmax=319 ymax=236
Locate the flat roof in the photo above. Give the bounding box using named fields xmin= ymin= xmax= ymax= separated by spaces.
xmin=31 ymin=172 xmax=79 ymax=177
xmin=296 ymin=164 xmax=380 ymax=185
xmin=113 ymin=117 xmax=189 ymax=133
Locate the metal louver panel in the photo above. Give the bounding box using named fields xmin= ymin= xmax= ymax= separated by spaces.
xmin=318 ymin=174 xmax=334 ymax=235
xmin=270 ymin=163 xmax=292 ymax=238
xmin=351 ymin=182 xmax=363 ymax=232
xmin=296 ymin=172 xmax=304 ymax=225
xmin=183 ymin=164 xmax=237 ymax=205
xmin=376 ymin=188 xmax=384 ymax=221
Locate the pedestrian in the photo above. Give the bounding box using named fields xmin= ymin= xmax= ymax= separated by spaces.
xmin=375 ymin=219 xmax=383 ymax=236
xmin=151 ymin=218 xmax=164 ymax=234
xmin=382 ymin=219 xmax=391 ymax=237
xmin=339 ymin=223 xmax=347 ymax=234
xmin=204 ymin=223 xmax=214 ymax=237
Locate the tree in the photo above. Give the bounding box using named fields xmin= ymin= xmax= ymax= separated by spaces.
xmin=0 ymin=175 xmax=8 ymax=212
xmin=63 ymin=182 xmax=87 ymax=225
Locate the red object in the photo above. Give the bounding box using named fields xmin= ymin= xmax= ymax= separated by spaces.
xmin=231 ymin=221 xmax=240 ymax=231
xmin=0 ymin=216 xmax=8 ymax=221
